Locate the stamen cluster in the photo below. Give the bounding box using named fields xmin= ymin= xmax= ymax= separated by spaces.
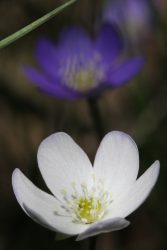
xmin=59 ymin=178 xmax=112 ymax=224
xmin=59 ymin=54 xmax=104 ymax=92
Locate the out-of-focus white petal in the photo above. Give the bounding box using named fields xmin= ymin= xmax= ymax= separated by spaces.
xmin=94 ymin=131 xmax=139 ymax=196
xmin=12 ymin=169 xmax=88 ymax=235
xmin=76 ymin=217 xmax=130 ymax=241
xmin=37 ymin=132 xmax=93 ymax=199
xmin=106 ymin=160 xmax=160 ymax=218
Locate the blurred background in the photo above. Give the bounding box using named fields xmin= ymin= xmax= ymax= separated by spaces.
xmin=0 ymin=0 xmax=167 ymax=249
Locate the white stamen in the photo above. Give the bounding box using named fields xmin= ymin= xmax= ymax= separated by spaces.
xmin=55 ymin=177 xmax=112 ymax=225
xmin=59 ymin=53 xmax=105 ymax=92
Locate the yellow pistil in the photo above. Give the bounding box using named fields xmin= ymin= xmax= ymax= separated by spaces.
xmin=77 ymin=197 xmax=102 ymax=224
xmin=72 ymin=69 xmax=98 ymax=92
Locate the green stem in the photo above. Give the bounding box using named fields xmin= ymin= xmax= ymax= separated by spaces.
xmin=88 ymin=97 xmax=105 ymax=140
xmin=0 ymin=0 xmax=76 ymax=49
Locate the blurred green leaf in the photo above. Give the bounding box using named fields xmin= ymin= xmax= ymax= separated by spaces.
xmin=0 ymin=0 xmax=76 ymax=49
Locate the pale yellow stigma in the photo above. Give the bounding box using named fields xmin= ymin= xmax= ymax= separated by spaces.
xmin=76 ymin=197 xmax=103 ymax=224
xmin=72 ymin=69 xmax=98 ymax=92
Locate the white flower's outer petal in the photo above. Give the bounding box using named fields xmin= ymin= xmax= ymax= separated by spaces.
xmin=37 ymin=133 xmax=93 ymax=198
xmin=12 ymin=169 xmax=88 ymax=235
xmin=76 ymin=217 xmax=130 ymax=241
xmin=106 ymin=160 xmax=160 ymax=219
xmin=94 ymin=131 xmax=139 ymax=195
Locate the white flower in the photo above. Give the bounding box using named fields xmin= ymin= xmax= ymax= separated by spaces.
xmin=12 ymin=131 xmax=160 ymax=241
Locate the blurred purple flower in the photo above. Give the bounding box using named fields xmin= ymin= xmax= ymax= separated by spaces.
xmin=24 ymin=24 xmax=144 ymax=100
xmin=102 ymin=0 xmax=152 ymax=46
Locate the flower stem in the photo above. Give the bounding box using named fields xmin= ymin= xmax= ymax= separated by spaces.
xmin=89 ymin=236 xmax=96 ymax=250
xmin=88 ymin=97 xmax=105 ymax=140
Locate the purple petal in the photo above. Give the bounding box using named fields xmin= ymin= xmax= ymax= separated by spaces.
xmin=23 ymin=67 xmax=82 ymax=100
xmin=95 ymin=23 xmax=124 ymax=67
xmin=57 ymin=26 xmax=94 ymax=61
xmin=35 ymin=38 xmax=60 ymax=79
xmin=105 ymin=56 xmax=145 ymax=86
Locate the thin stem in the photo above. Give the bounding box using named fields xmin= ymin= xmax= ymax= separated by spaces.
xmin=89 ymin=236 xmax=97 ymax=250
xmin=0 ymin=0 xmax=76 ymax=49
xmin=88 ymin=97 xmax=105 ymax=140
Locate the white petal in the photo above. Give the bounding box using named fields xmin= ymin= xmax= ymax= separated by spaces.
xmin=12 ymin=169 xmax=88 ymax=235
xmin=106 ymin=160 xmax=160 ymax=218
xmin=37 ymin=133 xmax=93 ymax=198
xmin=76 ymin=217 xmax=130 ymax=241
xmin=94 ymin=131 xmax=139 ymax=195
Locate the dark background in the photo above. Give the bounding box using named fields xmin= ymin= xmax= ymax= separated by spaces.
xmin=0 ymin=0 xmax=166 ymax=249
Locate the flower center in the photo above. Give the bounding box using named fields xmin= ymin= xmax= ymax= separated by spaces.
xmin=57 ymin=178 xmax=113 ymax=225
xmin=59 ymin=54 xmax=104 ymax=92
xmin=76 ymin=197 xmax=103 ymax=224
xmin=72 ymin=69 xmax=98 ymax=92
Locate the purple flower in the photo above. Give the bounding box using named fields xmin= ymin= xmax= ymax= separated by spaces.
xmin=102 ymin=0 xmax=152 ymax=46
xmin=24 ymin=24 xmax=144 ymax=100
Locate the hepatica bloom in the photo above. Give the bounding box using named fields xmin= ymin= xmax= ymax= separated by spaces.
xmin=102 ymin=0 xmax=152 ymax=46
xmin=12 ymin=131 xmax=159 ymax=240
xmin=24 ymin=24 xmax=145 ymax=99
